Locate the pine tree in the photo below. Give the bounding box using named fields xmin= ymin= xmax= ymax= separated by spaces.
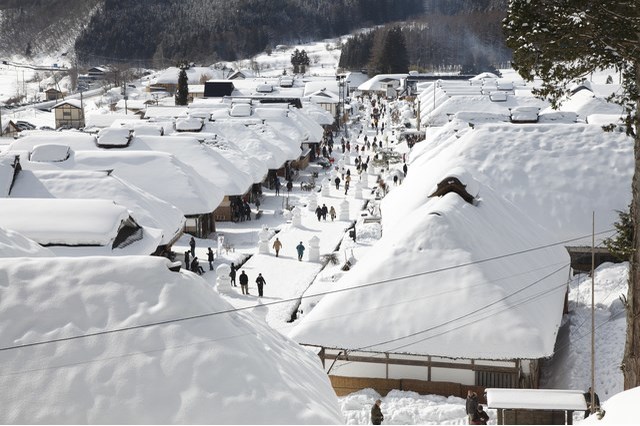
xmin=369 ymin=26 xmax=409 ymax=74
xmin=175 ymin=65 xmax=189 ymax=106
xmin=504 ymin=0 xmax=640 ymax=389
xmin=604 ymin=206 xmax=634 ymax=262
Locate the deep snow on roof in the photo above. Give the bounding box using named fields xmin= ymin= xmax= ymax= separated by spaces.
xmin=0 ymin=256 xmax=343 ymax=424
xmin=20 ymin=149 xmax=223 ymax=215
xmin=0 ymin=226 xmax=53 ymax=257
xmin=0 ymin=198 xmax=131 ymax=246
xmin=400 ymin=120 xmax=633 ymax=243
xmin=290 ymin=173 xmax=570 ymax=359
xmin=10 ymin=169 xmax=185 ymax=245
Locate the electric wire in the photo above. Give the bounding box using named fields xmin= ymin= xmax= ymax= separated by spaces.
xmin=0 ymin=229 xmax=614 ymax=355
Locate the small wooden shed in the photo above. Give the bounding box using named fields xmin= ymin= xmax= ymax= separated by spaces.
xmin=486 ymin=388 xmax=587 ymax=425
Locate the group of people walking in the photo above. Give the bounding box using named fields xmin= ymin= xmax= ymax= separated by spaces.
xmin=228 ymin=263 xmax=267 ymax=297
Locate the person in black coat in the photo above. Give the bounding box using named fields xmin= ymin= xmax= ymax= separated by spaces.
xmin=239 ymin=270 xmax=249 ymax=295
xmin=190 ymin=257 xmax=204 ymax=275
xmin=189 ymin=236 xmax=196 ymax=256
xmin=184 ymin=250 xmax=190 ymax=269
xmin=370 ymin=399 xmax=384 ymax=425
xmin=207 ymin=247 xmax=214 ymax=270
xmin=229 ymin=263 xmax=237 ymax=286
xmin=471 ymin=405 xmax=489 ymax=425
xmin=583 ymin=387 xmax=600 ymax=418
xmin=256 ymin=273 xmax=266 ymax=297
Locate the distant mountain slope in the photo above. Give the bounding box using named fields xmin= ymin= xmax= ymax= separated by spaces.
xmin=72 ymin=0 xmax=425 ymax=66
xmin=0 ymin=0 xmax=101 ymax=58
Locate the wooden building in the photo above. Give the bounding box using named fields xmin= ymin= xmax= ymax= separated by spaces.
xmin=52 ymin=100 xmax=84 ymax=129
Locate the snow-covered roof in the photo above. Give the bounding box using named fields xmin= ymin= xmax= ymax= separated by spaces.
xmin=405 ymin=120 xmax=632 ymax=242
xmin=204 ymin=122 xmax=288 ymax=170
xmin=86 ymin=113 xmax=139 ymax=129
xmin=53 ymin=99 xmax=82 ymax=109
xmin=301 ymin=101 xmax=335 ymax=125
xmin=144 ymin=106 xmax=188 ymax=119
xmin=486 ymin=388 xmax=587 ymax=410
xmin=20 ymin=149 xmax=223 ymax=215
xmin=131 ymin=135 xmax=253 ymax=196
xmin=290 ymin=171 xmax=570 ymax=360
xmin=173 ymin=130 xmax=269 ymax=183
xmin=0 ymin=256 xmax=343 ymax=424
xmin=0 ymin=226 xmax=54 ymax=257
xmin=96 ymin=128 xmax=132 ymax=147
xmin=419 ymin=89 xmax=548 ymax=126
xmin=174 ymin=117 xmax=203 ymax=132
xmin=153 ymin=66 xmax=222 ymax=85
xmin=10 ymin=169 xmax=185 ymax=246
xmin=9 ymin=131 xmax=97 ymax=152
xmin=358 ymin=73 xmax=408 ymax=92
xmin=303 ymin=80 xmax=339 ymax=97
xmin=0 ymin=198 xmax=156 ymax=249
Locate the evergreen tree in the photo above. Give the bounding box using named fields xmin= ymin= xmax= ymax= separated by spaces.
xmin=504 ymin=0 xmax=640 ymax=389
xmin=604 ymin=206 xmax=634 ymax=262
xmin=369 ymin=26 xmax=409 ymax=74
xmin=291 ymin=49 xmax=310 ymax=74
xmin=175 ymin=65 xmax=189 ymax=106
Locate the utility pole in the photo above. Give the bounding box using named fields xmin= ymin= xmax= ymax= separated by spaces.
xmin=591 ymin=211 xmax=596 ymax=415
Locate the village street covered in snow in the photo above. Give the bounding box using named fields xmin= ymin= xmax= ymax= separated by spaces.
xmin=0 ymin=39 xmax=638 ymax=424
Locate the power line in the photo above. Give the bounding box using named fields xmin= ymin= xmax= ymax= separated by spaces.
xmin=0 ymin=229 xmax=614 ymax=355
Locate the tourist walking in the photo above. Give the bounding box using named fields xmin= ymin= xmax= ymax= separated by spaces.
xmin=207 ymin=247 xmax=214 ymax=270
xmin=256 ymin=273 xmax=266 ymax=297
xmin=229 ymin=262 xmax=237 ymax=287
xmin=272 ymin=237 xmax=282 ymax=257
xmin=329 ymin=206 xmax=336 ymax=221
xmin=296 ymin=241 xmax=305 ymax=261
xmin=189 ymin=236 xmax=196 ymax=256
xmin=239 ymin=270 xmax=249 ymax=295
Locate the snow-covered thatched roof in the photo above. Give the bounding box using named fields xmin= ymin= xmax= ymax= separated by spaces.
xmin=290 ymin=171 xmax=570 ymax=360
xmin=19 ymin=149 xmax=223 ymax=216
xmin=10 ymin=169 xmax=185 ymax=246
xmin=0 ymin=256 xmax=343 ymax=424
xmin=0 ymin=198 xmax=162 ymax=256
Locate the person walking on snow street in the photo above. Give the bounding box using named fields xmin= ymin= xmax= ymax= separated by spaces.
xmin=207 ymin=247 xmax=214 ymax=270
xmin=321 ymin=203 xmax=328 ymax=220
xmin=272 ymin=237 xmax=282 ymax=257
xmin=334 ymin=176 xmax=341 ymax=190
xmin=329 ymin=205 xmax=336 ymax=221
xmin=296 ymin=241 xmax=305 ymax=261
xmin=371 ymin=399 xmax=384 ymax=425
xmin=189 ymin=236 xmax=196 ymax=256
xmin=229 ymin=263 xmax=237 ymax=287
xmin=239 ymin=270 xmax=249 ymax=295
xmin=256 ymin=273 xmax=266 ymax=297
xmin=184 ymin=250 xmax=190 ymax=269
xmin=274 ymin=177 xmax=281 ymax=196
xmin=315 ymin=205 xmax=323 ymax=221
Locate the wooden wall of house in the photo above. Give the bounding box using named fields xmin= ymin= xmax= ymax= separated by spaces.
xmin=498 ymin=409 xmax=573 ymax=425
xmin=330 ymin=375 xmax=486 ymax=402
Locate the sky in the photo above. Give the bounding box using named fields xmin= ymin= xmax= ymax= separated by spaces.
xmin=0 ymin=37 xmax=637 ymax=424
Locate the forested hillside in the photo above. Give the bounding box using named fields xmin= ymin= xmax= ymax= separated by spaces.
xmin=340 ymin=0 xmax=511 ymax=73
xmin=0 ymin=0 xmax=510 ymax=73
xmin=0 ymin=0 xmax=101 ymax=58
xmin=73 ymin=0 xmax=424 ymax=66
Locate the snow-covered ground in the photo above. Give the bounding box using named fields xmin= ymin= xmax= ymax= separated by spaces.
xmin=0 ymin=36 xmax=637 ymax=423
